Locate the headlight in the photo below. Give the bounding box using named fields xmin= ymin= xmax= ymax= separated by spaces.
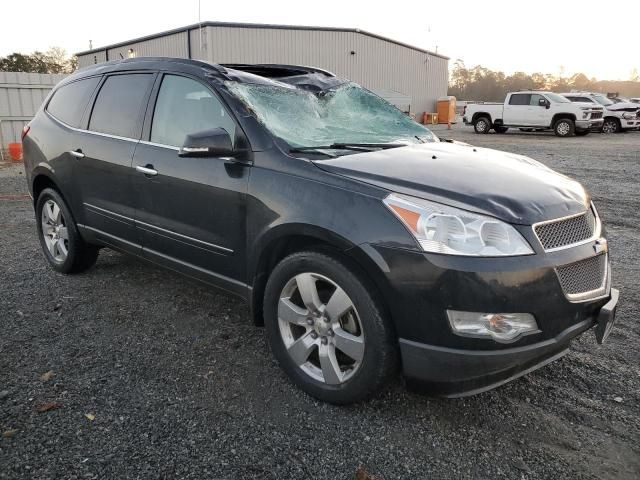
xmin=622 ymin=112 xmax=635 ymax=119
xmin=384 ymin=193 xmax=533 ymax=256
xmin=582 ymin=112 xmax=590 ymax=119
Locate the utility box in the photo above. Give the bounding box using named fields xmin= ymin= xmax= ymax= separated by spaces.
xmin=437 ymin=96 xmax=456 ymax=124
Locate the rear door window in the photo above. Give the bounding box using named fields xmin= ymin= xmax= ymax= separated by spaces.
xmin=509 ymin=94 xmax=531 ymax=105
xmin=89 ymin=74 xmax=154 ymax=139
xmin=46 ymin=77 xmax=100 ymax=127
xmin=150 ymin=75 xmax=236 ymax=148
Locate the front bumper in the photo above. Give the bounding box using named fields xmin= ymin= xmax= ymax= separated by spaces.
xmin=576 ymin=118 xmax=603 ymax=130
xmin=402 ymin=289 xmax=618 ymax=397
xmin=621 ymin=118 xmax=640 ymax=129
xmin=362 ymin=239 xmax=616 ymax=396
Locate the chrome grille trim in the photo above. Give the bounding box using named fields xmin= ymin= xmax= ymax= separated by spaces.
xmin=555 ymin=253 xmax=610 ymax=302
xmin=533 ymin=204 xmax=601 ymax=252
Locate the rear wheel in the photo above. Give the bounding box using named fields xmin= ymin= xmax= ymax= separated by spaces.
xmin=494 ymin=126 xmax=508 ymax=134
xmin=263 ymin=251 xmax=397 ymax=404
xmin=554 ymin=118 xmax=575 ymax=137
xmin=473 ymin=116 xmax=491 ymax=134
xmin=36 ymin=188 xmax=99 ymax=274
xmin=602 ymin=118 xmax=620 ymax=134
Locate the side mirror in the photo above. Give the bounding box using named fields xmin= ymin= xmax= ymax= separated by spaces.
xmin=539 ymin=98 xmax=550 ymax=108
xmin=179 ymin=128 xmax=233 ymax=157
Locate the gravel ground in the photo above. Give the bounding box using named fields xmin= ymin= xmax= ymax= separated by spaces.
xmin=1 ymin=127 xmax=639 ymax=479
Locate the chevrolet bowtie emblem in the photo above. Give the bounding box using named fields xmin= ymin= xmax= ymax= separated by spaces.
xmin=593 ymin=238 xmax=607 ymax=254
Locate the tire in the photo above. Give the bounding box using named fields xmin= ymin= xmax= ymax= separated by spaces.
xmin=35 ymin=188 xmax=99 ymax=274
xmin=494 ymin=126 xmax=508 ymax=134
xmin=473 ymin=116 xmax=491 ymax=134
xmin=602 ymin=118 xmax=620 ymax=134
xmin=575 ymin=130 xmax=590 ymax=136
xmin=263 ymin=250 xmax=398 ymax=404
xmin=554 ymin=118 xmax=575 ymax=137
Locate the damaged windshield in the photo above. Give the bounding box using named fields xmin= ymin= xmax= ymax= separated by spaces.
xmin=226 ymin=81 xmax=436 ymax=149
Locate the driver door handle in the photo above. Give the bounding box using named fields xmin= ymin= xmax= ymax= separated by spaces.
xmin=135 ymin=165 xmax=158 ymax=176
xmin=69 ymin=149 xmax=85 ymax=158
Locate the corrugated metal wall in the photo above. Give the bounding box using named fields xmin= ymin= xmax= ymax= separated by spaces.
xmin=77 ymin=50 xmax=107 ymax=68
xmin=107 ymin=31 xmax=189 ymax=64
xmin=77 ymin=25 xmax=449 ymax=115
xmin=203 ymin=27 xmax=448 ymax=115
xmin=0 ymin=71 xmax=67 ymax=149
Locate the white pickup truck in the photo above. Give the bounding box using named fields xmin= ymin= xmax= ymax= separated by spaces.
xmin=463 ymin=91 xmax=604 ymax=137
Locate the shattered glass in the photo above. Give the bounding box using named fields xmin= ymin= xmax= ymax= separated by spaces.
xmin=226 ymin=81 xmax=436 ymax=148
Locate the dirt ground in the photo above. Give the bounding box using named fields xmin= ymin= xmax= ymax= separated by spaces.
xmin=1 ymin=126 xmax=639 ymax=479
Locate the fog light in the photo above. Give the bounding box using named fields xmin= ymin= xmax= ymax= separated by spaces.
xmin=447 ymin=311 xmax=539 ymax=343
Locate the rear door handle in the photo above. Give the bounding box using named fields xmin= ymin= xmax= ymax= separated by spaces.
xmin=69 ymin=149 xmax=85 ymax=158
xmin=135 ymin=165 xmax=158 ymax=176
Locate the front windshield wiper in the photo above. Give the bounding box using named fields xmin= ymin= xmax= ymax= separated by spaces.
xmin=290 ymin=142 xmax=406 ymax=154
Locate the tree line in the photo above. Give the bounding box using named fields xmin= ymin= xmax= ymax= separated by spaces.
xmin=0 ymin=48 xmax=77 ymax=74
xmin=448 ymin=60 xmax=640 ymax=101
xmin=2 ymin=50 xmax=640 ymax=100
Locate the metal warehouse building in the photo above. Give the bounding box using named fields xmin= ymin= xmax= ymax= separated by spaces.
xmin=76 ymin=22 xmax=449 ymax=115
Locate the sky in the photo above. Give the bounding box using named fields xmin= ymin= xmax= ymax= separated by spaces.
xmin=0 ymin=0 xmax=636 ymax=80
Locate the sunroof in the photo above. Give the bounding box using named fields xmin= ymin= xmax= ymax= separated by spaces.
xmin=222 ymin=64 xmax=319 ymax=78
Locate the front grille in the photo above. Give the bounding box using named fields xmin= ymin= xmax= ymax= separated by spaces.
xmin=534 ymin=208 xmax=597 ymax=251
xmin=555 ymin=254 xmax=608 ymax=300
xmin=591 ymin=111 xmax=603 ymax=119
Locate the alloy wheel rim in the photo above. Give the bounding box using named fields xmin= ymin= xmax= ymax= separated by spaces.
xmin=477 ymin=120 xmax=487 ymax=132
xmin=41 ymin=199 xmax=69 ymax=262
xmin=603 ymin=121 xmax=616 ymax=133
xmin=557 ymin=122 xmax=570 ymax=136
xmin=277 ymin=272 xmax=365 ymax=385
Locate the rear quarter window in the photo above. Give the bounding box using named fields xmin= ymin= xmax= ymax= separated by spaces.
xmin=88 ymin=74 xmax=154 ymax=139
xmin=46 ymin=77 xmax=100 ymax=127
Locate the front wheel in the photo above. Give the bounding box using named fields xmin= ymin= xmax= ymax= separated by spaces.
xmin=602 ymin=118 xmax=620 ymax=134
xmin=554 ymin=118 xmax=575 ymax=137
xmin=36 ymin=188 xmax=99 ymax=274
xmin=263 ymin=251 xmax=398 ymax=404
xmin=473 ymin=116 xmax=491 ymax=134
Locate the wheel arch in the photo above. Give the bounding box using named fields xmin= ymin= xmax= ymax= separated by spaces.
xmin=32 ymin=170 xmax=61 ymax=203
xmin=31 ymin=170 xmax=83 ymax=236
xmin=552 ymin=112 xmax=576 ymax=125
xmin=472 ymin=112 xmax=492 ymax=124
xmin=248 ymin=224 xmax=393 ymax=328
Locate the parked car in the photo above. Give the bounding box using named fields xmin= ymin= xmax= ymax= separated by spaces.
xmin=463 ymin=91 xmax=604 ymax=137
xmin=22 ymin=58 xmax=619 ymax=404
xmin=630 ymin=98 xmax=640 ymax=104
xmin=561 ymin=92 xmax=640 ymax=133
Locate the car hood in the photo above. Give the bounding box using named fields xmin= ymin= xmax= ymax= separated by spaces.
xmin=313 ymin=142 xmax=589 ymax=225
xmin=606 ymin=102 xmax=639 ymax=112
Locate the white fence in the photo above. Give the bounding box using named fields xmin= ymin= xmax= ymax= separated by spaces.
xmin=0 ymin=71 xmax=67 ymax=151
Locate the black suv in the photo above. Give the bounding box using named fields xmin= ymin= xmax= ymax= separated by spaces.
xmin=23 ymin=58 xmax=618 ymax=404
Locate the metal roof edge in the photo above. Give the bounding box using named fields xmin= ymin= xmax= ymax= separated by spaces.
xmin=74 ymin=21 xmax=449 ymax=60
